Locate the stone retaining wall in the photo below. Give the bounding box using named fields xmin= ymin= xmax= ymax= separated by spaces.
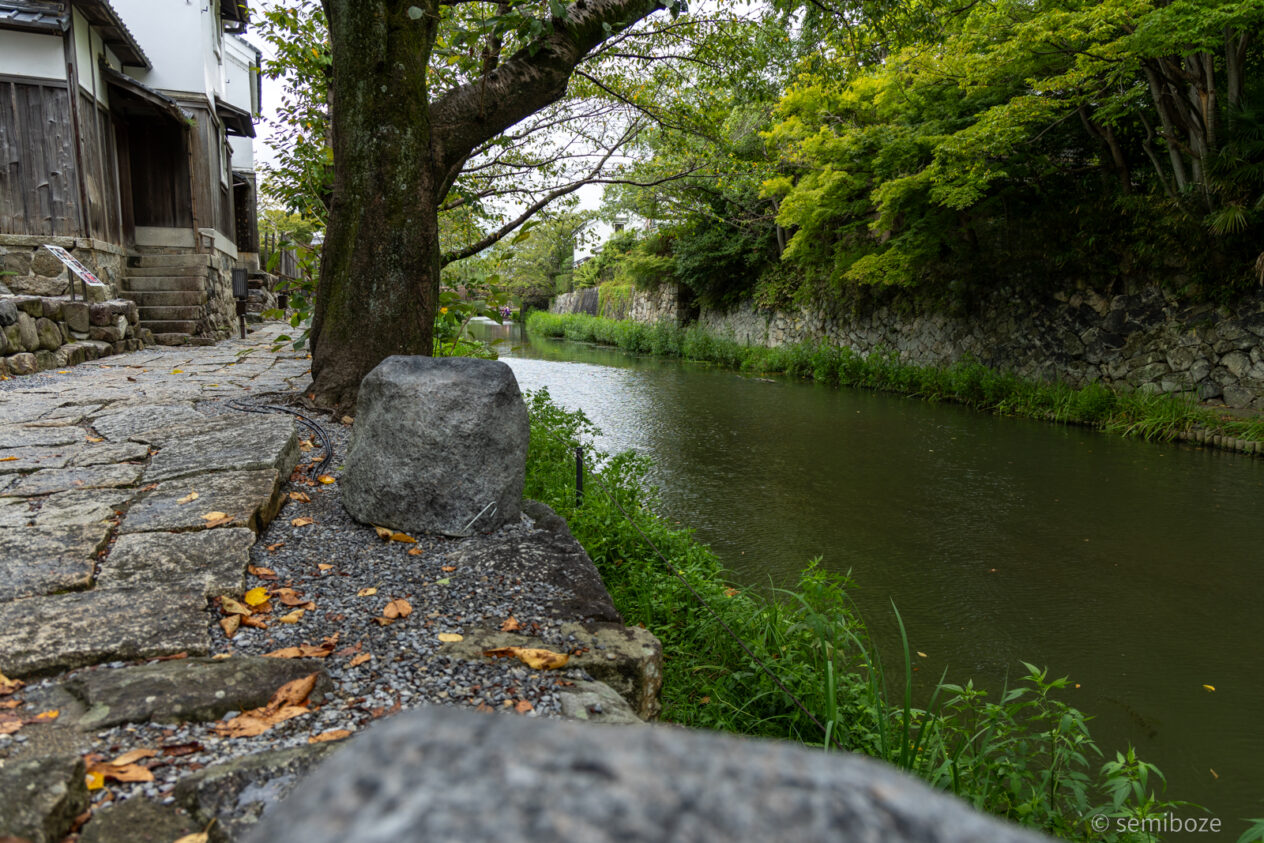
xmin=0 ymin=295 xmax=150 ymax=377
xmin=551 ymin=284 xmax=683 ymax=324
xmin=1 ymin=235 xmax=127 ymax=300
xmin=551 ymin=281 xmax=1264 ymax=410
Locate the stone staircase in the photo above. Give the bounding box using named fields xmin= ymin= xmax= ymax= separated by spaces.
xmin=121 ymin=253 xmax=213 ymax=345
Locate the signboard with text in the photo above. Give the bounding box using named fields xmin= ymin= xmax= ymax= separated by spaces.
xmin=44 ymin=245 xmax=107 ymax=289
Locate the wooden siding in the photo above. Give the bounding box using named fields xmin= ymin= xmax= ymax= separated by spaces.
xmin=0 ymin=79 xmax=82 ymax=236
xmin=125 ymin=112 xmax=192 ymax=229
xmin=78 ymin=92 xmax=123 ymax=243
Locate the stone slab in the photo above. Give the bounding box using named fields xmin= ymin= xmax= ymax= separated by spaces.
xmin=88 ymin=403 xmax=204 ymax=441
xmin=78 ymin=798 xmax=201 ymax=843
xmin=0 ymin=586 xmax=210 ymax=677
xmin=0 ymin=755 xmax=89 ymax=843
xmin=0 ymin=444 xmax=74 ymax=473
xmin=246 ymin=705 xmax=1048 ymax=843
xmin=67 ymin=656 xmax=332 ymax=729
xmin=0 ymin=496 xmax=32 ymax=526
xmin=31 ymin=489 xmax=133 ymax=528
xmin=0 ymin=523 xmax=110 ymax=600
xmin=557 ymin=679 xmax=643 ymax=726
xmin=67 ymin=440 xmax=150 ymax=467
xmin=0 ymin=424 xmax=84 ymax=448
xmin=98 ymin=527 xmax=257 ymax=596
xmin=144 ymin=415 xmax=299 ymax=483
xmin=177 ymin=743 xmax=340 ymax=842
xmin=119 ymin=469 xmax=283 ymax=535
xmin=4 ymin=463 xmax=143 ymax=496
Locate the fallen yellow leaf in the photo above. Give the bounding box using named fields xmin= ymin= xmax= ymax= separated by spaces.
xmin=279 ymin=609 xmax=305 ymax=624
xmin=317 ymin=563 xmax=334 ymax=571
xmin=515 ymin=700 xmax=534 ymax=714
xmin=172 ymin=833 xmax=209 ymax=843
xmin=437 ymin=633 xmax=463 ymax=643
xmin=308 ymin=729 xmax=352 ymax=744
xmin=201 ymin=511 xmax=229 ymax=521
xmin=220 ymin=615 xmax=241 ymax=637
xmin=407 ymin=547 xmax=424 ymax=556
xmin=317 ymin=475 xmax=336 ymax=484
xmin=264 ymin=640 xmax=336 ymax=659
xmin=917 ymin=651 xmax=928 ymax=659
xmin=390 ymin=532 xmax=417 ymax=543
xmin=243 ymin=587 xmax=270 ymax=607
xmin=0 ymin=670 xmax=23 ymax=696
xmin=1203 ymin=684 xmax=1216 ymax=692
xmin=357 ymin=587 xmax=377 ymax=597
xmin=32 ymin=709 xmax=59 ymax=721
xmin=348 ymin=653 xmax=372 ymax=668
xmin=483 ymin=647 xmax=569 ymax=671
xmin=85 ymin=436 xmax=104 ymax=443
xmin=214 ymin=674 xmax=319 ymax=738
xmin=291 ymin=516 xmax=315 ymax=527
xmin=171 ymin=369 xmax=184 ymax=374
xmin=85 ymin=771 xmax=105 ymax=791
xmin=289 ymin=491 xmax=311 ymax=503
xmin=177 ymin=491 xmax=199 ymax=505
xmin=500 ymin=616 xmax=522 ymax=632
xmin=111 ymin=748 xmax=157 ymax=765
xmin=0 ymin=456 xmax=17 ymax=462
xmin=220 ymin=596 xmax=252 ymax=616
xmin=373 ymin=526 xmax=393 ymax=540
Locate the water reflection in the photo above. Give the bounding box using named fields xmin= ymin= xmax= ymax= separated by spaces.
xmin=471 ymin=320 xmax=1264 ymax=830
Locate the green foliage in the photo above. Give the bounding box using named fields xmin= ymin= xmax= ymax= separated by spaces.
xmin=433 ymin=287 xmax=507 ymax=358
xmin=523 ymin=388 xmax=1194 ymax=839
xmin=527 ymin=311 xmax=1263 ymax=447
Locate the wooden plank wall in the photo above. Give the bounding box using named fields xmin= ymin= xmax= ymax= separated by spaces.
xmin=77 ymin=93 xmax=123 ymax=244
xmin=127 ymin=113 xmax=192 ymax=229
xmin=0 ymin=80 xmax=82 ymax=237
xmin=183 ymin=104 xmax=235 ymax=241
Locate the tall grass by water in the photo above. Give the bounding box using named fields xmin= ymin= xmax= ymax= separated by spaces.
xmin=526 ymin=311 xmax=1264 ymax=447
xmin=523 ymin=389 xmax=1210 ymax=841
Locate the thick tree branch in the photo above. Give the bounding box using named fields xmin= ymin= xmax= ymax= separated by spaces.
xmin=429 ymin=0 xmax=667 ymax=188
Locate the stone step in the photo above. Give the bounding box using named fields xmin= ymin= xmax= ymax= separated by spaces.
xmin=123 ymin=276 xmax=205 ymax=292
xmin=126 ymin=265 xmax=210 ymax=278
xmin=129 ymin=253 xmax=213 ymax=268
xmin=138 ymin=305 xmax=202 ymax=322
xmin=126 ymin=290 xmax=206 ymax=307
xmin=141 ymin=320 xmax=199 ymax=335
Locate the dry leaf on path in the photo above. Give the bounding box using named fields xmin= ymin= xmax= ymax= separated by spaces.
xmin=0 ymin=712 xmax=22 ymax=735
xmin=172 ymin=833 xmax=210 ymax=843
xmin=373 ymin=526 xmax=393 ymax=540
xmin=243 ymin=587 xmax=270 ymax=607
xmin=317 ymin=475 xmax=336 ymax=485
xmin=291 ymin=516 xmax=315 ymax=527
xmin=85 ymin=770 xmax=105 ymax=791
xmin=440 ymin=565 xmax=456 ymax=573
xmin=214 ymin=674 xmax=318 ymax=738
xmin=111 ymin=748 xmax=157 ymax=765
xmin=483 ymin=647 xmax=569 ymax=671
xmin=356 ymin=587 xmax=377 ymax=597
xmin=176 ymin=492 xmax=199 ymax=505
xmin=348 ymin=653 xmax=372 ymax=668
xmin=201 ymin=511 xmax=234 ymax=528
xmin=317 ymin=563 xmax=334 ymax=571
xmin=0 ymin=671 xmax=23 ymax=696
xmin=264 ymin=637 xmax=337 ymax=659
xmin=383 ymin=598 xmax=412 ymax=619
xmin=289 ymin=491 xmax=311 ymax=503
xmin=389 ymin=532 xmax=416 ymax=543
xmin=308 ymin=729 xmax=352 ymax=744
xmin=500 ymin=616 xmax=522 ymax=632
xmin=279 ymin=609 xmax=304 ymax=624
xmin=31 ymin=709 xmax=59 ymax=722
xmin=0 ymin=699 xmax=20 ymax=709
xmin=248 ymin=565 xmax=276 ymax=579
xmin=219 ymin=597 xmax=251 ymax=616
xmin=266 ymin=542 xmax=285 ymax=552
xmin=515 ymin=700 xmax=534 ymax=714
xmin=219 ymin=615 xmax=241 ymax=637
xmin=437 ymin=633 xmax=463 ymax=643
xmin=407 ymin=547 xmax=424 ymax=556
xmin=240 ymin=615 xmax=268 ymax=630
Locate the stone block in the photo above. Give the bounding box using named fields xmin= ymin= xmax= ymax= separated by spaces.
xmin=0 ymin=297 xmax=17 ymax=326
xmin=89 ymin=324 xmax=123 ymax=343
xmin=245 ymin=705 xmax=1047 ymax=843
xmin=78 ymin=798 xmax=201 ymax=843
xmin=14 ymin=295 xmax=45 ymax=316
xmin=143 ymin=414 xmax=298 ymax=483
xmin=0 ymin=755 xmax=89 ymax=843
xmin=1220 ymin=350 xmax=1251 ymax=379
xmin=62 ymin=300 xmax=90 ymax=332
xmin=30 ymin=247 xmax=66 ymax=276
xmin=1 ymin=248 xmax=32 ymax=278
xmin=34 ymin=348 xmax=58 ymax=370
xmin=98 ymin=527 xmax=257 ymax=596
xmin=17 ymin=310 xmax=39 ymax=350
xmin=41 ymin=297 xmax=62 ymax=320
xmin=5 ymin=463 xmax=143 ymax=497
xmin=119 ymin=469 xmax=284 ymax=535
xmin=0 ymin=524 xmax=111 ymax=599
xmin=6 ymin=351 xmax=36 ymax=375
xmin=343 ymin=356 xmax=529 ymax=537
xmin=36 ymin=316 xmax=62 ymax=350
xmin=88 ymin=302 xmax=113 ymax=326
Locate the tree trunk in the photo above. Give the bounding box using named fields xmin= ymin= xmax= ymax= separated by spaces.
xmin=309 ymin=0 xmax=441 ymax=414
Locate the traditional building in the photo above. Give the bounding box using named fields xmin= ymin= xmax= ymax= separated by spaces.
xmin=0 ymin=0 xmax=261 ymax=342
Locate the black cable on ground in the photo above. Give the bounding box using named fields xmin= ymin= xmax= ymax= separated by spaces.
xmin=227 ymin=398 xmax=334 ymax=476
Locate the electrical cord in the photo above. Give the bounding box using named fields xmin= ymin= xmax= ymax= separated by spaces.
xmin=227 ymin=398 xmax=334 ymax=476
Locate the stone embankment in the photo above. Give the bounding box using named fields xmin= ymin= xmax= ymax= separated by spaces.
xmin=1 ymin=296 xmax=150 ymax=377
xmin=552 ymin=281 xmax=1264 ymax=410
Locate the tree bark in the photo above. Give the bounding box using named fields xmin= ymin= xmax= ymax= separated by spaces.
xmin=308 ymin=0 xmax=665 ymax=412
xmin=310 ymin=0 xmax=441 ymax=413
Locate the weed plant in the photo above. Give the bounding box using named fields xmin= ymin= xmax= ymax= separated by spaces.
xmin=526 ymin=311 xmax=1262 ymax=446
xmin=523 ymin=389 xmax=1199 ymax=841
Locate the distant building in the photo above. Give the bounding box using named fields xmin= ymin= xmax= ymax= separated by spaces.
xmin=0 ymin=0 xmax=262 ymax=341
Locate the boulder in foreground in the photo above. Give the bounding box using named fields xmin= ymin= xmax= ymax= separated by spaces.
xmin=342 ymin=356 xmax=529 ymax=536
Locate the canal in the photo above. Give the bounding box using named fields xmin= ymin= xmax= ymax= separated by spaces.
xmin=473 ymin=320 xmax=1264 ymax=834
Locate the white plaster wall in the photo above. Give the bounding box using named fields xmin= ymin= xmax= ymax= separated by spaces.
xmin=0 ymin=30 xmax=66 ymax=81
xmin=223 ymin=34 xmax=256 ymax=113
xmin=115 ymin=0 xmax=215 ymax=100
xmin=71 ymin=10 xmax=111 ymax=105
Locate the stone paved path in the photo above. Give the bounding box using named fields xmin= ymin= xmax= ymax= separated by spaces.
xmin=0 ymin=326 xmax=308 ymax=678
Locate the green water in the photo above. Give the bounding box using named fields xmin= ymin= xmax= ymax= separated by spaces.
xmin=475 ymin=321 xmax=1264 ymax=834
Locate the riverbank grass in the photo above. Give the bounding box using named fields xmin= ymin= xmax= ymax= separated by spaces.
xmin=523 ymin=388 xmax=1196 ymax=842
xmin=526 ymin=311 xmax=1264 ymax=448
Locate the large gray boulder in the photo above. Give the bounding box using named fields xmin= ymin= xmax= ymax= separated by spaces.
xmin=246 ymin=704 xmax=1049 ymax=843
xmin=342 ymin=356 xmax=529 ymax=536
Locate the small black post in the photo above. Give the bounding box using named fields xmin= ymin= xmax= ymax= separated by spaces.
xmin=575 ymin=445 xmax=584 ymax=507
xmin=232 ymin=268 xmax=249 ymax=339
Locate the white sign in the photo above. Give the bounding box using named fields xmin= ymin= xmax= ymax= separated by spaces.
xmin=43 ymin=245 xmax=106 ymax=287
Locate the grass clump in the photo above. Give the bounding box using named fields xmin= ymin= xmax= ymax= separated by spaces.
xmin=523 ymin=388 xmax=1196 ymax=841
xmin=526 ymin=311 xmax=1261 ymax=447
